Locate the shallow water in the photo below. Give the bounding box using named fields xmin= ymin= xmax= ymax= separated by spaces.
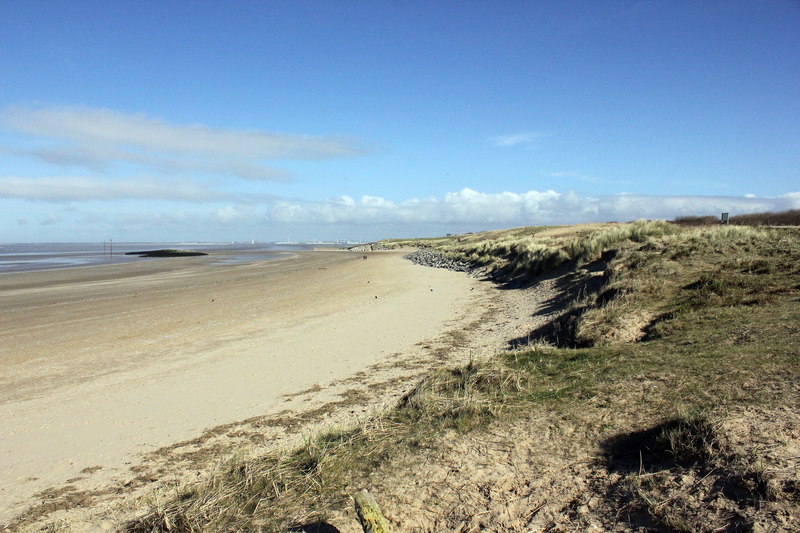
xmin=0 ymin=242 xmax=326 ymax=274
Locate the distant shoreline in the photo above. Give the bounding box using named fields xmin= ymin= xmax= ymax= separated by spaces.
xmin=0 ymin=243 xmax=333 ymax=275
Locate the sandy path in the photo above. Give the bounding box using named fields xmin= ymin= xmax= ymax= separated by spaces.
xmin=0 ymin=250 xmax=484 ymax=522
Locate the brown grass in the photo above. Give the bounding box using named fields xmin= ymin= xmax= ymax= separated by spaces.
xmin=51 ymin=222 xmax=800 ymax=532
xmin=673 ymin=208 xmax=800 ymax=227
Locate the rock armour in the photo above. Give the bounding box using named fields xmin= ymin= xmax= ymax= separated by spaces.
xmin=348 ymin=243 xmax=391 ymax=252
xmin=404 ymin=249 xmax=474 ymax=273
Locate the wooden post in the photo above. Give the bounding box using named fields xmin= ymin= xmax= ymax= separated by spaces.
xmin=353 ymin=489 xmax=391 ymax=533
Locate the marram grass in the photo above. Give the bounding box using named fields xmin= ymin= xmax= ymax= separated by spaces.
xmin=108 ymin=221 xmax=800 ymax=533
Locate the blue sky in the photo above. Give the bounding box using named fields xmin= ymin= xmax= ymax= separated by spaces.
xmin=1 ymin=1 xmax=798 ymax=242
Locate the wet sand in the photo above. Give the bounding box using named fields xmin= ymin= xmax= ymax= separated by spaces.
xmin=0 ymin=250 xmax=483 ymax=522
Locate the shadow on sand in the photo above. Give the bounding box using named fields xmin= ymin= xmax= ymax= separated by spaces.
xmin=502 ymin=254 xmax=613 ymax=349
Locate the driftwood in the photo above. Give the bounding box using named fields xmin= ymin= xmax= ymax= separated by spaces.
xmin=353 ymin=489 xmax=391 ymax=533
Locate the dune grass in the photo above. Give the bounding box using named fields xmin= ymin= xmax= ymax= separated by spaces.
xmin=387 ymin=219 xmax=678 ymax=279
xmin=673 ymin=208 xmax=800 ymax=227
xmin=104 ymin=222 xmax=800 ymax=532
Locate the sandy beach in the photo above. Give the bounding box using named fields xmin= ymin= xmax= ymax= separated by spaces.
xmin=0 ymin=250 xmax=497 ymax=524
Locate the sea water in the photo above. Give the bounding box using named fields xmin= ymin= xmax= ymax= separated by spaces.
xmin=0 ymin=242 xmax=323 ymax=274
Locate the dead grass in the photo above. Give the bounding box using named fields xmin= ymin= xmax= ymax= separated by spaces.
xmin=674 ymin=208 xmax=800 ymax=227
xmin=42 ymin=222 xmax=800 ymax=532
xmin=604 ymin=415 xmax=773 ymax=532
xmin=386 ymin=219 xmax=678 ymax=282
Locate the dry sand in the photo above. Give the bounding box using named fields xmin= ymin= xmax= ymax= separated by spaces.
xmin=8 ymin=247 xmax=796 ymax=532
xmin=0 ymin=250 xmax=498 ymax=524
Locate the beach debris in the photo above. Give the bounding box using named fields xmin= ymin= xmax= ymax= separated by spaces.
xmin=353 ymin=489 xmax=392 ymax=533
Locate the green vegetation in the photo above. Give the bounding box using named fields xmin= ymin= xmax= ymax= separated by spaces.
xmin=115 ymin=221 xmax=799 ymax=532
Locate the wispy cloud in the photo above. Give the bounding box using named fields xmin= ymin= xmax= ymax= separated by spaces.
xmin=40 ymin=213 xmax=60 ymax=225
xmin=0 ymin=176 xmax=232 ymax=202
xmin=489 ymin=131 xmax=547 ymax=150
xmin=0 ymin=145 xmax=291 ymax=180
xmin=0 ymin=105 xmax=365 ymax=180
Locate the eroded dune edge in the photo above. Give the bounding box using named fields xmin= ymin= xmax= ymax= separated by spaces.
xmin=4 ymin=221 xmax=800 ymax=532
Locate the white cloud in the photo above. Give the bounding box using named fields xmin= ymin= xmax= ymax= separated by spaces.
xmin=0 ymin=176 xmax=230 ymax=202
xmin=258 ymin=189 xmax=800 ymax=227
xmin=489 ymin=131 xmax=547 ymax=150
xmin=5 ymin=179 xmax=798 ymax=227
xmin=1 ymin=106 xmax=364 ymax=159
xmin=1 ymin=145 xmax=291 ymax=181
xmin=0 ymin=105 xmax=365 ymax=180
xmin=214 ymin=205 xmax=248 ymax=223
xmin=589 ymin=193 xmax=800 ymax=223
xmin=4 ymin=181 xmax=800 ymax=242
xmin=334 ymin=195 xmax=356 ymax=206
xmin=360 ymin=195 xmax=394 ymax=208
